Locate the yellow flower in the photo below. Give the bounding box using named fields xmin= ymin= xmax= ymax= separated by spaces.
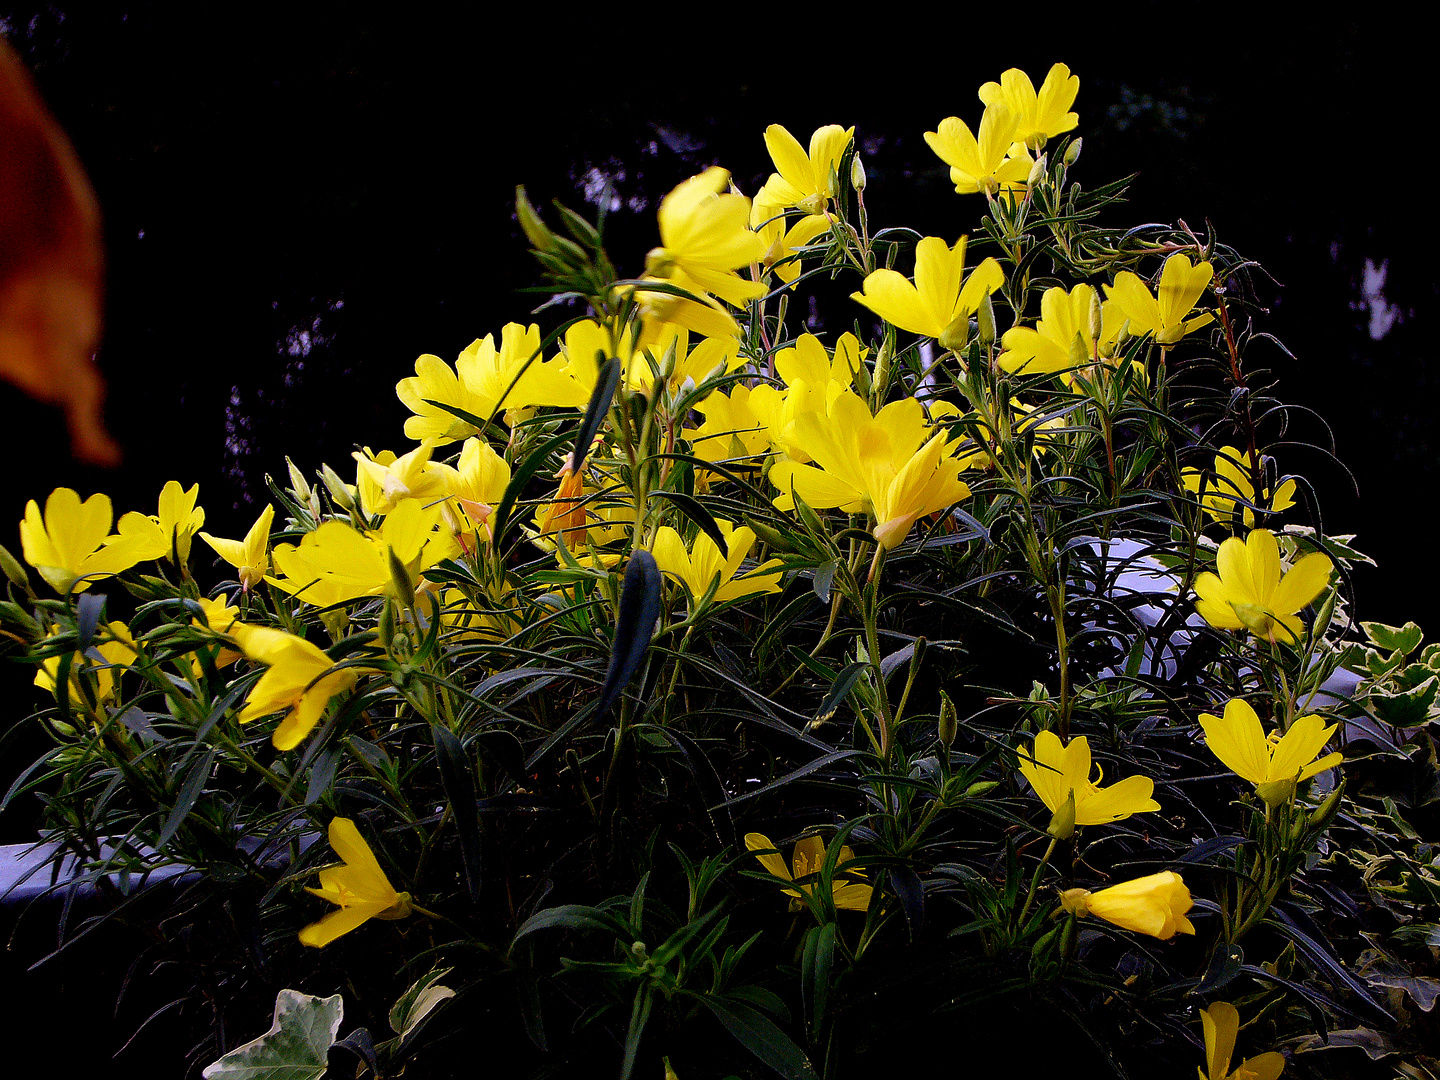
xmin=432 ymin=437 xmax=511 ymax=551
xmin=998 ymin=283 xmax=1108 ymax=376
xmin=1193 ymin=529 xmax=1332 ymax=645
xmin=752 ymin=184 xmax=834 ymax=287
xmin=850 ymin=235 xmax=1004 ymax=345
xmin=769 ymin=392 xmax=971 ymax=550
xmin=761 ymin=123 xmax=853 ymax=216
xmin=396 ymin=325 xmax=587 ymax=444
xmin=977 ymin=64 xmax=1080 ymax=149
xmin=298 ymin=817 xmax=412 ymax=948
xmin=1059 ymin=871 xmax=1196 ymax=940
xmin=187 ymin=595 xmax=241 ymax=674
xmin=652 ymin=520 xmax=783 ymax=605
xmin=1182 ymin=447 xmax=1297 ymax=531
xmin=198 ymin=503 xmax=275 ymax=591
xmin=1016 ymin=730 xmax=1159 ymax=838
xmin=924 ymin=104 xmax=1034 ymax=198
xmin=745 ymin=832 xmax=872 ymax=914
xmin=1199 ymin=698 xmax=1342 ymax=808
xmin=1104 ymin=253 xmax=1214 ymax=345
xmin=636 ymin=167 xmax=767 ymax=337
xmin=34 ymin=620 xmax=137 ymax=711
xmin=230 ymin=623 xmax=360 ymax=751
xmin=270 ymin=500 xmax=455 ymax=608
xmin=1199 ymin=1001 xmax=1285 ymax=1080
xmin=353 ymin=445 xmax=449 ymax=517
xmin=682 ymin=384 xmax=772 ymax=478
xmin=113 ymin=480 xmax=206 ymax=563
xmin=19 ymin=487 xmax=148 ymax=594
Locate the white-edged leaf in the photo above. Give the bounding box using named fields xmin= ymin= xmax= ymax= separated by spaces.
xmin=389 ymin=967 xmax=457 ymax=1040
xmin=202 ymin=988 xmax=343 ymax=1080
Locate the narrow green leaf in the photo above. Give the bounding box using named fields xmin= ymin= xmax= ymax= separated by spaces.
xmin=156 ymin=747 xmax=217 ymax=851
xmin=432 ymin=725 xmax=482 ymax=903
xmin=490 ymin=430 xmax=573 ymax=550
xmin=695 ymin=993 xmax=816 ymax=1080
xmin=649 ymin=489 xmax=727 ymax=553
xmin=572 ymin=356 xmax=622 ymax=475
xmin=594 ymin=550 xmax=662 ymax=720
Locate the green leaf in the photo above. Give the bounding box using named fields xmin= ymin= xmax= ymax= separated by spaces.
xmin=594 ymin=550 xmax=662 ymax=720
xmin=1362 ymin=620 xmax=1423 ymax=656
xmin=811 ymin=560 xmax=837 ymax=605
xmin=202 ymin=989 xmax=343 ymax=1080
xmin=432 ymin=724 xmax=482 ymax=903
xmin=572 ymin=356 xmax=622 ymax=475
xmin=800 ymin=922 xmax=836 ymax=1043
xmin=389 ymin=967 xmax=457 ymax=1041
xmin=649 ymin=489 xmax=727 ymax=554
xmin=695 ymin=993 xmax=816 ymax=1080
xmin=1371 ymin=675 xmax=1437 ymax=729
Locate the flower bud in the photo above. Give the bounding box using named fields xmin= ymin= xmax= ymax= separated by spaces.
xmin=977 ymin=291 xmax=996 ymax=349
xmin=1027 ymin=154 xmax=1048 ymax=188
xmin=1063 ymin=138 xmax=1083 ymax=167
xmin=515 ymin=186 xmax=558 ymax=254
xmin=850 ymin=153 xmax=867 ymax=193
xmin=387 ymin=545 xmax=417 ymax=608
xmin=939 ymin=314 xmax=971 ymax=354
xmin=1047 ymin=789 xmax=1077 ymax=840
xmin=1308 ymin=778 xmax=1346 ymax=831
xmin=937 ymin=689 xmax=958 ymax=750
xmin=0 ymin=542 xmax=30 ymax=588
xmin=319 ymin=464 xmax=357 ymax=511
xmin=286 ymin=456 xmax=312 ymax=503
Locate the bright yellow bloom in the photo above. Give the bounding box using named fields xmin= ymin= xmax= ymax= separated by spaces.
xmin=1059 ymin=871 xmax=1196 ymax=940
xmin=745 ymin=832 xmax=872 ymax=914
xmin=270 ymin=500 xmax=455 ymax=608
xmin=19 ymin=488 xmax=148 ymax=594
xmin=1198 ymin=698 xmax=1342 ymax=808
xmin=630 ymin=324 xmax=744 ymax=400
xmin=1017 ymin=731 xmax=1159 ymax=837
xmin=1105 ymin=253 xmax=1214 ymax=345
xmin=1182 ymin=447 xmax=1296 ymax=531
xmin=1199 ymin=1001 xmax=1285 ymax=1080
xmin=353 ymin=445 xmax=449 ymax=517
xmin=769 ymin=392 xmax=971 ymax=550
xmin=977 ymin=64 xmax=1080 ymax=149
xmin=924 ymin=105 xmax=1034 ymax=198
xmin=652 ymin=520 xmax=783 ymax=605
xmin=1193 ymin=529 xmax=1332 ymax=645
xmin=188 ymin=595 xmax=241 ymax=674
xmin=432 ymin=437 xmax=511 ymax=551
xmin=114 ymin=480 xmax=205 ymax=563
xmin=752 ymin=185 xmax=834 ymax=287
xmin=761 ymin=123 xmax=853 ymax=216
xmin=199 ymin=503 xmax=275 ymax=591
xmin=998 ymin=283 xmax=1108 ymax=376
xmin=683 ymin=384 xmax=772 ymax=477
xmin=34 ymin=620 xmax=137 ymax=710
xmin=748 ymin=333 xmax=863 ymax=460
xmin=230 ymin=623 xmax=359 ymax=751
xmin=636 ymin=168 xmax=767 ymax=338
xmin=396 ymin=325 xmax=587 ymax=444
xmin=298 ymin=817 xmax=412 ymax=948
xmin=851 ymin=236 xmax=1004 ymax=345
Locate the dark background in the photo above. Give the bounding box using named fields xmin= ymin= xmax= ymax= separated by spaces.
xmin=2 ymin=10 xmax=1433 ymax=682
xmin=1 ymin=8 xmax=1435 ymax=1070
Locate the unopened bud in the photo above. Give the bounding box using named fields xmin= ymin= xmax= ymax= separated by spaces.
xmin=286 ymin=457 xmax=312 ymax=502
xmin=1047 ymin=789 xmax=1077 ymax=840
xmin=964 ymin=780 xmax=999 ymax=799
xmin=1027 ymin=154 xmax=1048 ymax=187
xmin=1308 ymin=778 xmax=1346 ymax=831
xmin=0 ymin=543 xmax=30 ymax=588
xmin=977 ymin=291 xmax=996 ymax=348
xmin=319 ymin=464 xmax=357 ymax=511
xmin=515 ymin=186 xmax=558 ymax=253
xmin=387 ymin=546 xmax=417 ymax=608
xmin=939 ymin=314 xmax=971 ymax=354
xmin=1089 ymin=290 xmax=1103 ymax=343
xmin=850 ymin=153 xmax=867 ymax=193
xmin=1063 ymin=138 xmax=1083 ymax=167
xmin=937 ymin=689 xmax=958 ymax=750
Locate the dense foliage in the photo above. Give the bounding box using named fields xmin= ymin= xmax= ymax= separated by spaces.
xmin=4 ymin=65 xmax=1438 ymax=1079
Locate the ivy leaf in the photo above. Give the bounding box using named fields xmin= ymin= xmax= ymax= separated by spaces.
xmin=389 ymin=967 xmax=457 ymax=1041
xmin=202 ymin=989 xmax=343 ymax=1080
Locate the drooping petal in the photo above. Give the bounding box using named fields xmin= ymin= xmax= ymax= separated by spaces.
xmin=745 ymin=832 xmax=792 ymax=882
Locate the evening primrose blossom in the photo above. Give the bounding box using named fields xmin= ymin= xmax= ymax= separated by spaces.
xmin=19 ymin=487 xmax=148 ymax=594
xmin=1199 ymin=698 xmax=1342 ymax=808
xmin=298 ymin=817 xmax=412 ymax=948
xmin=1105 ymin=253 xmax=1214 ymax=345
xmin=1017 ymin=731 xmax=1159 ymax=838
xmin=1059 ymin=871 xmax=1196 ymax=940
xmin=1199 ymin=1001 xmax=1285 ymax=1080
xmin=977 ymin=64 xmax=1080 ymax=149
xmin=1182 ymin=447 xmax=1297 ymax=531
xmin=850 ymin=235 xmax=1004 ymax=347
xmin=651 ymin=520 xmax=783 ymax=605
xmin=199 ymin=503 xmax=275 ymax=591
xmin=924 ymin=104 xmax=1034 ymax=199
xmin=745 ymin=832 xmax=872 ymax=914
xmin=1193 ymin=528 xmax=1332 ymax=644
xmin=230 ymin=623 xmax=360 ymax=751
